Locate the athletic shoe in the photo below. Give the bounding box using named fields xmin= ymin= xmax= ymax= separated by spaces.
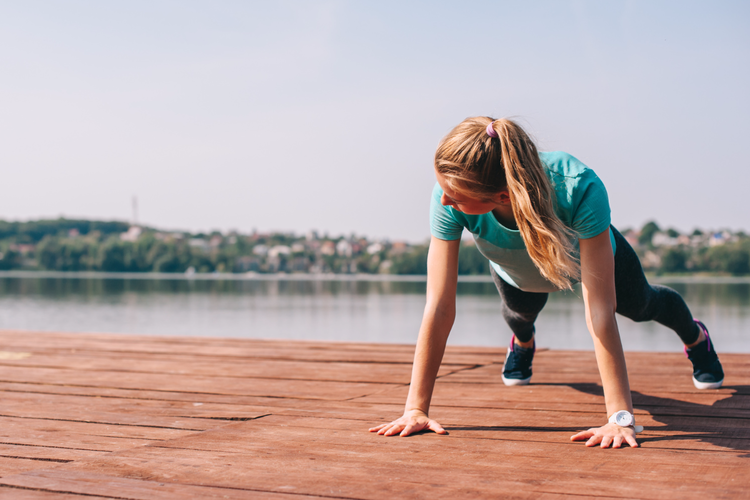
xmin=685 ymin=319 xmax=724 ymax=390
xmin=502 ymin=334 xmax=535 ymax=386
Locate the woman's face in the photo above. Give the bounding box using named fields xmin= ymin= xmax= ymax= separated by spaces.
xmin=435 ymin=171 xmax=507 ymax=215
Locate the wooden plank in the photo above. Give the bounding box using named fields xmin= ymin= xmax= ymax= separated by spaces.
xmin=0 ymin=457 xmax=63 ymax=478
xmin=0 ymin=469 xmax=329 ymax=499
xmin=0 ymin=352 xmax=470 ymax=384
xmin=0 ymin=391 xmax=270 ymax=428
xmin=0 ymin=329 xmax=506 ymax=354
xmin=0 ymin=366 xmax=401 ymax=401
xmin=0 ymin=444 xmax=106 ymax=463
xmin=0 ymin=330 xmax=500 ymax=365
xmin=356 ymin=381 xmax=748 ymax=415
xmin=0 ymin=486 xmax=112 ymax=499
xmin=0 ymin=416 xmax=198 ymax=450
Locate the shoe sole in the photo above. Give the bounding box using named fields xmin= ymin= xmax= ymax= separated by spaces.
xmin=502 ymin=346 xmax=532 ymax=386
xmin=693 ymin=376 xmax=723 ymax=390
xmin=501 ymin=374 xmax=532 ymax=386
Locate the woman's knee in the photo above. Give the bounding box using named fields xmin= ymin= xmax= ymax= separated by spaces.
xmin=616 ymin=285 xmax=658 ymax=323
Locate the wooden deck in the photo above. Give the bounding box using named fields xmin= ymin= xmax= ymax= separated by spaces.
xmin=0 ymin=330 xmax=747 ymax=499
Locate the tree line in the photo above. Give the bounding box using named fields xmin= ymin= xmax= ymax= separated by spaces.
xmin=0 ymin=218 xmax=747 ymax=276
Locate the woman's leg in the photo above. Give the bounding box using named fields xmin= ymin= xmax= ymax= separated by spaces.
xmin=489 ymin=264 xmax=548 ymax=343
xmin=610 ymin=226 xmax=723 ymax=389
xmin=611 ymin=226 xmax=700 ymax=344
xmin=490 ymin=265 xmax=547 ymax=385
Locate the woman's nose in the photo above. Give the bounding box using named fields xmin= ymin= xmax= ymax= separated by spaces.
xmin=440 ymin=193 xmax=452 ymax=207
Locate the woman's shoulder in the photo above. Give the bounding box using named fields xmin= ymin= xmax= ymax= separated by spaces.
xmin=538 ymin=151 xmax=594 ymax=179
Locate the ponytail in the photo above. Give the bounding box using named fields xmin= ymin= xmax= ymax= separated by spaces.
xmin=435 ymin=117 xmax=580 ymax=290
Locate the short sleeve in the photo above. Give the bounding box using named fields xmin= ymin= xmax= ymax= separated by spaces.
xmin=572 ymin=175 xmax=611 ymax=239
xmin=430 ymin=183 xmax=464 ymax=240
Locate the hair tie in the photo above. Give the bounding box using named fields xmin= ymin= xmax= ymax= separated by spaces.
xmin=486 ymin=121 xmax=499 ymax=138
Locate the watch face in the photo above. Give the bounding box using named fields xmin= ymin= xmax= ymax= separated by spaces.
xmin=615 ymin=411 xmax=633 ymax=426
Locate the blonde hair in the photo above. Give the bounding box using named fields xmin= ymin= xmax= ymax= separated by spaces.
xmin=435 ymin=117 xmax=580 ymax=290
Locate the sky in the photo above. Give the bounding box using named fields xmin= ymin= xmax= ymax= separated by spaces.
xmin=0 ymin=1 xmax=748 ymax=242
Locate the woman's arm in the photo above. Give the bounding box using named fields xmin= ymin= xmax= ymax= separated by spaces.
xmin=369 ymin=235 xmax=460 ymax=437
xmin=570 ymin=228 xmax=639 ymax=448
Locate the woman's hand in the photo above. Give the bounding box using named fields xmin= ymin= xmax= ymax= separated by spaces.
xmin=369 ymin=409 xmax=447 ymax=437
xmin=571 ymin=423 xmax=638 ymax=448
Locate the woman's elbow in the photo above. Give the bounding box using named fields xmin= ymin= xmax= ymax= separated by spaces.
xmin=586 ymin=302 xmax=617 ymax=335
xmin=425 ymin=297 xmax=456 ymax=322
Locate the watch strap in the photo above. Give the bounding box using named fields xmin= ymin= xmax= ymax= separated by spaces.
xmin=608 ymin=411 xmax=643 ymax=433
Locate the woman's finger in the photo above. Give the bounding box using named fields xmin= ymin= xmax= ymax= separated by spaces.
xmin=600 ymin=435 xmax=613 ymax=448
xmin=571 ymin=429 xmax=594 ymax=441
xmin=383 ymin=423 xmax=404 ymax=436
xmin=612 ymin=435 xmax=624 ymax=449
xmin=586 ymin=433 xmax=602 ymax=447
xmin=428 ymin=420 xmax=447 ymax=435
xmin=378 ymin=423 xmax=397 ymax=435
xmin=400 ymin=423 xmax=416 ymax=437
xmin=369 ymin=424 xmax=388 ymax=432
xmin=625 ymin=433 xmax=639 ymax=448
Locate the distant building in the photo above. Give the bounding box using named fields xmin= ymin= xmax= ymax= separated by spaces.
xmin=622 ymin=230 xmax=639 ymax=248
xmin=652 ymin=232 xmax=678 ymax=247
xmin=336 ymin=239 xmax=352 ymax=257
xmin=268 ymin=245 xmax=291 ymax=258
xmin=120 ymin=226 xmax=142 ymax=242
xmin=189 ymin=238 xmax=211 ymax=252
xmin=709 ymin=232 xmax=731 ymax=247
xmin=320 ymin=241 xmax=336 ymax=256
xmin=390 ymin=241 xmax=407 ymax=255
xmin=642 ymin=251 xmax=661 ymax=269
xmin=235 ymin=256 xmax=260 ymax=272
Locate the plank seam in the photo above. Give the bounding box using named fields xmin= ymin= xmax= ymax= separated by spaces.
xmin=0 ymin=483 xmax=132 ymax=499
xmin=0 ymin=379 xmax=402 ymax=396
xmin=0 ymin=481 xmax=366 ymax=500
xmin=0 ymin=414 xmax=207 ymax=432
xmin=172 ymin=413 xmax=272 ymax=422
xmin=0 ymin=387 xmax=405 ymax=406
xmin=0 ymin=454 xmax=73 ymax=463
xmin=0 ymin=441 xmax=113 ymax=453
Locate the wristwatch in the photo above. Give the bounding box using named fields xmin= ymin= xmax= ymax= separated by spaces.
xmin=608 ymin=410 xmax=644 ymax=433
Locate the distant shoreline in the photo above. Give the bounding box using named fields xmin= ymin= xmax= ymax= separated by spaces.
xmin=0 ymin=270 xmax=749 ymax=284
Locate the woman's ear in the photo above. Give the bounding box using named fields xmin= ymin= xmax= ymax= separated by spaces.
xmin=492 ymin=189 xmax=512 ymax=206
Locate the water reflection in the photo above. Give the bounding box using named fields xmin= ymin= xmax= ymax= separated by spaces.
xmin=0 ymin=277 xmax=747 ymax=352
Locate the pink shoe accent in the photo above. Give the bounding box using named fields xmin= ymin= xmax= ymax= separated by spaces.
xmin=694 ymin=319 xmax=711 ymax=351
xmin=686 ymin=319 xmax=711 ymax=358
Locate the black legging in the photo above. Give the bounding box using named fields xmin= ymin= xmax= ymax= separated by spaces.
xmin=490 ymin=226 xmax=700 ymax=345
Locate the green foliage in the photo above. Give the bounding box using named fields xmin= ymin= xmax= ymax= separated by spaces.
xmin=660 ymin=247 xmax=688 ymax=273
xmin=639 ymin=221 xmax=660 ymax=246
xmin=390 ymin=246 xmax=428 ymax=275
xmin=0 ymin=249 xmax=22 ymax=270
xmin=703 ymin=243 xmax=750 ymax=275
xmin=458 ymin=243 xmax=489 ymax=275
xmin=37 ymin=236 xmax=98 ymax=271
xmin=0 ymin=218 xmax=129 ymax=244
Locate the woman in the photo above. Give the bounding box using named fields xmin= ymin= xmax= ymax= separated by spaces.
xmin=369 ymin=117 xmax=724 ymax=449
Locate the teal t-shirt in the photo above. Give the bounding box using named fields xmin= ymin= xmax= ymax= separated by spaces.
xmin=430 ymin=151 xmax=616 ymax=293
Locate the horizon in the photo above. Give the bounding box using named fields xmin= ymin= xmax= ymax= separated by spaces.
xmin=0 ymin=215 xmax=744 ymax=243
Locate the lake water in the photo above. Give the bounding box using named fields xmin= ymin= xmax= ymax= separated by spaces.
xmin=0 ymin=273 xmax=748 ymax=352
